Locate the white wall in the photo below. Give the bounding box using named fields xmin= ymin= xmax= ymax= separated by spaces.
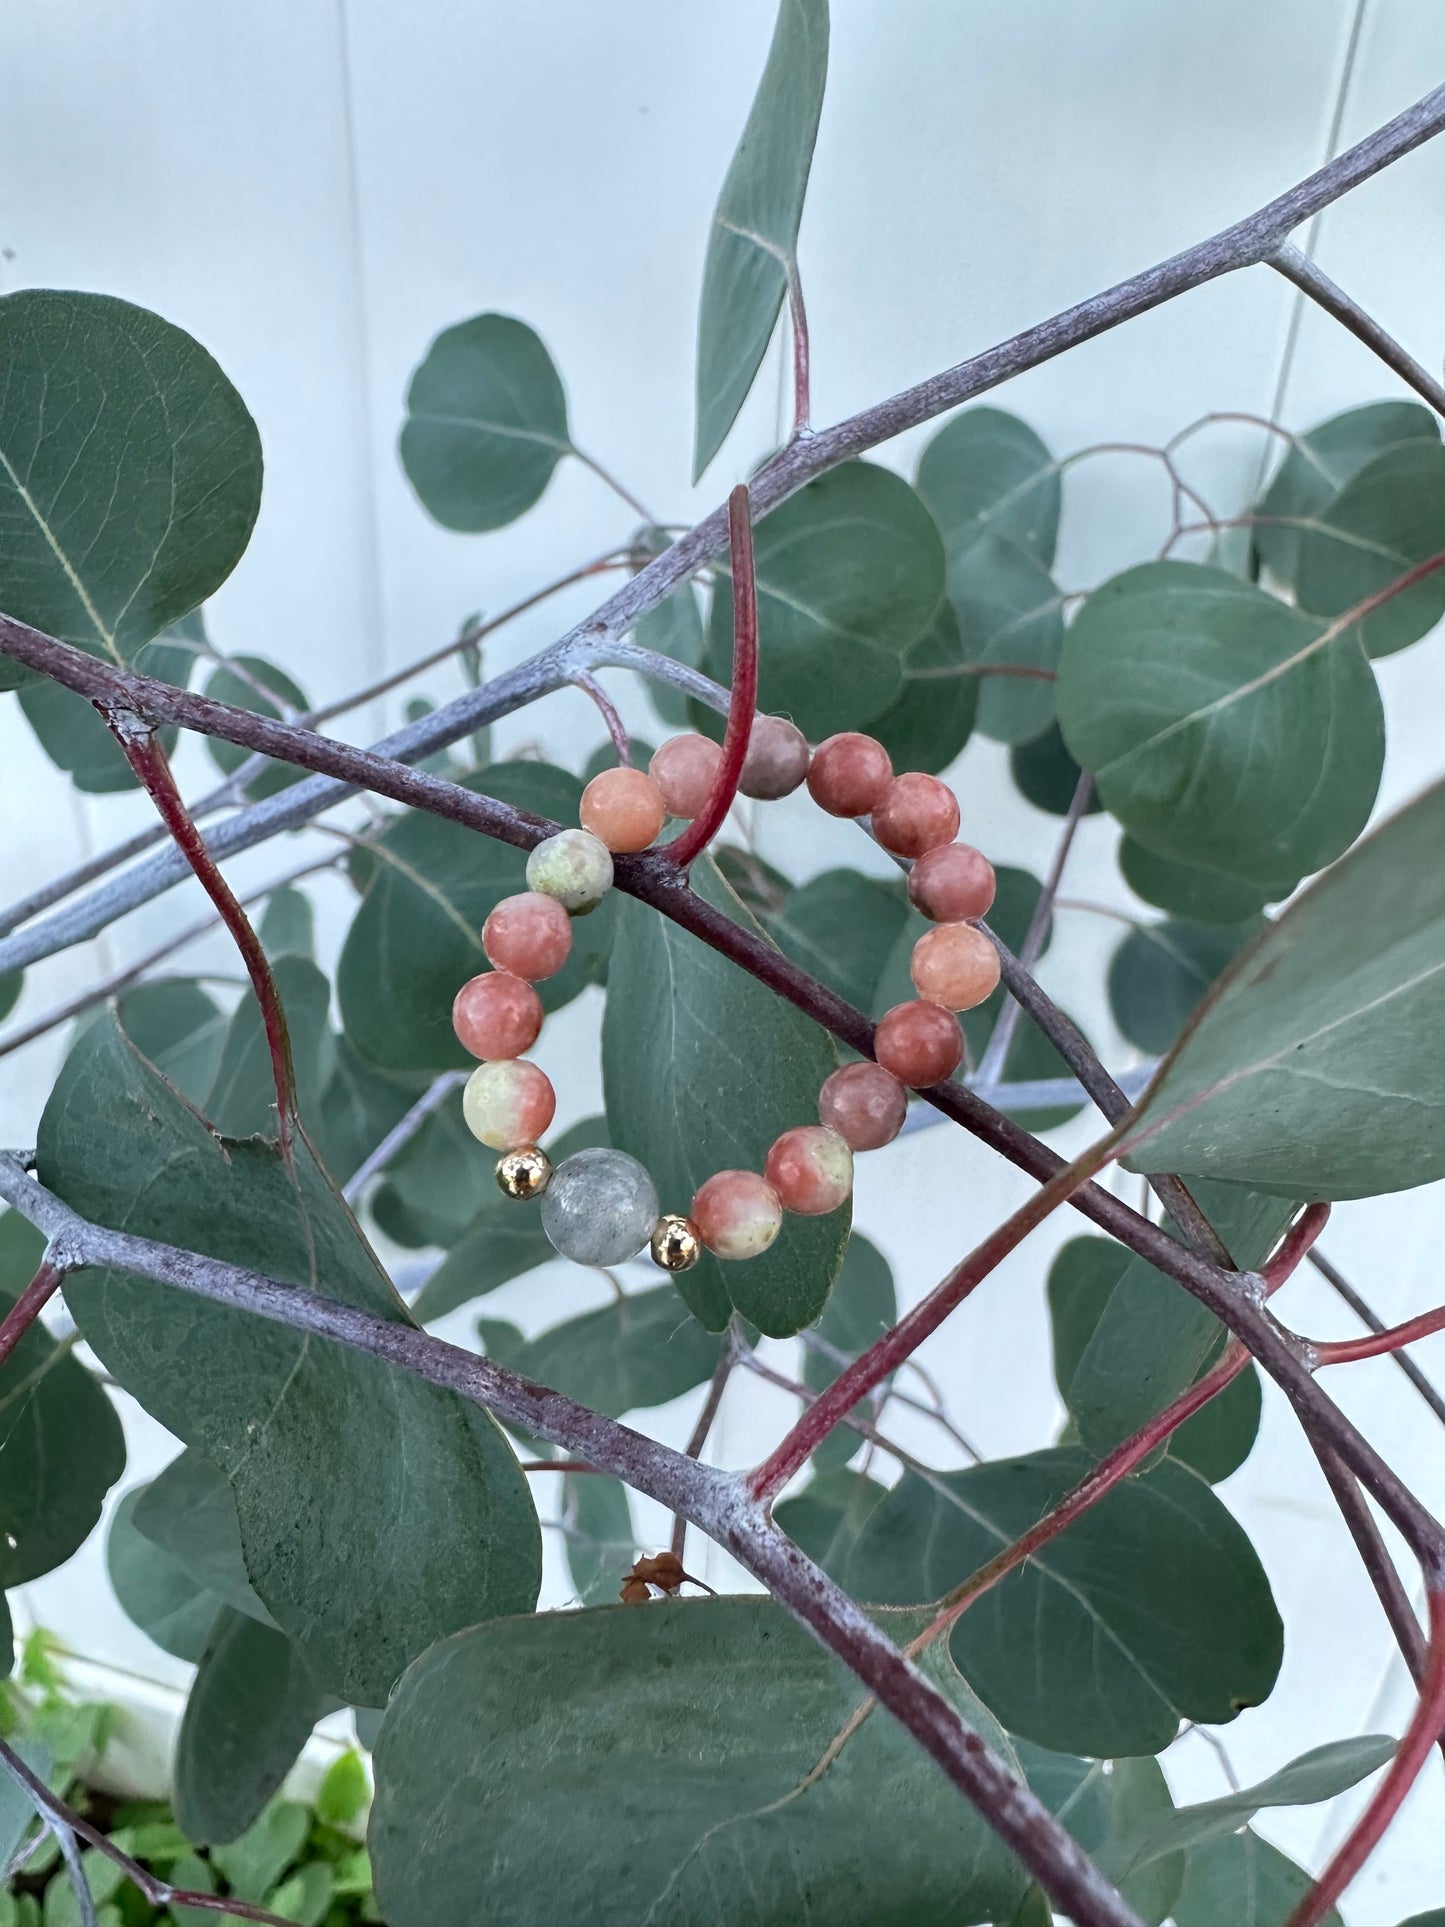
xmin=3 ymin=2 xmax=1445 ymax=1913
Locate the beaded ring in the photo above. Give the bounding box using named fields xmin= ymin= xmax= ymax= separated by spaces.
xmin=450 ymin=718 xmax=999 ymax=1275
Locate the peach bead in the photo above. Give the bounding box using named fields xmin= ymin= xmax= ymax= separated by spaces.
xmin=908 ymin=843 xmax=998 ymax=924
xmin=482 ymin=892 xmax=573 ymax=981
xmin=805 ymin=733 xmax=893 ymax=818
xmin=764 ymin=1126 xmax=853 ymax=1216
xmin=874 ymin=1000 xmax=963 ymax=1088
xmin=818 ymin=1061 xmax=908 ymax=1151
xmin=871 ymin=772 xmax=961 ymax=859
xmin=461 ymin=1059 xmax=556 ymax=1150
xmin=580 ymin=766 xmax=666 ymax=853
xmin=740 ymin=715 xmax=812 ymax=800
xmin=691 ymin=1169 xmax=783 ymax=1261
xmin=452 ymin=971 xmax=544 ymax=1061
xmin=649 ymin=734 xmax=722 ymax=818
xmin=911 ymin=923 xmax=1002 ymax=1011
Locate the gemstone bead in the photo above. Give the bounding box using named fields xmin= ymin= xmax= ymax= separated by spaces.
xmin=462 ymin=1060 xmax=556 ymax=1150
xmin=452 ymin=971 xmax=544 ymax=1060
xmin=874 ymin=1000 xmax=963 ymax=1087
xmin=580 ymin=766 xmax=666 ymax=853
xmin=818 ymin=1061 xmax=908 ymax=1150
xmin=650 ymin=735 xmax=722 ymax=818
xmin=482 ymin=892 xmax=573 ymax=981
xmin=764 ymin=1125 xmax=853 ymax=1216
xmin=526 ymin=829 xmax=614 ymax=913
xmin=540 ymin=1147 xmax=660 ymax=1267
xmin=739 ymin=716 xmax=811 ymax=800
xmin=871 ymin=772 xmax=961 ymax=859
xmin=690 ymin=1169 xmax=783 ymax=1261
xmin=911 ymin=922 xmax=1002 ymax=1011
xmin=805 ymin=733 xmax=893 ymax=817
xmin=908 ymin=842 xmax=997 ymax=923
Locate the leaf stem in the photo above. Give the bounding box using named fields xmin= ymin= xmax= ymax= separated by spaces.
xmin=1308 ymin=1248 xmax=1445 ymax=1429
xmin=572 ymin=670 xmax=631 ymax=765
xmin=0 ymin=1254 xmax=69 ymax=1369
xmin=1270 ymin=240 xmax=1445 ymax=419
xmin=787 ymin=263 xmax=811 ymax=440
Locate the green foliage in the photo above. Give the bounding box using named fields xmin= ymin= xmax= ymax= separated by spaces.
xmin=1294 ymin=437 xmax=1445 ymax=656
xmin=1016 ymin=1744 xmax=1182 ymax=1925
xmin=477 ymin=1285 xmax=721 ymax=1418
xmin=803 ymin=1232 xmax=896 ymax=1470
xmin=202 ymin=655 xmax=310 ymax=799
xmin=105 ymin=1490 xmax=218 ymax=1665
xmin=1170 ymin=1829 xmax=1341 ymax=1927
xmin=1106 ymin=915 xmax=1262 ymax=1056
xmin=18 ymin=622 xmax=194 ymax=792
xmin=560 ymin=1474 xmax=636 ymax=1604
xmin=868 ymin=598 xmax=980 ymax=774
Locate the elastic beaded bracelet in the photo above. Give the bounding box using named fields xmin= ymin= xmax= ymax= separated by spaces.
xmin=451 ymin=717 xmax=999 ymax=1276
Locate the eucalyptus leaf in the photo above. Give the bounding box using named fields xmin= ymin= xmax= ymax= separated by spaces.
xmin=257 ymin=886 xmax=315 ymax=962
xmin=761 ymin=868 xmax=910 ymax=1017
xmin=106 ymin=1489 xmax=219 ymax=1665
xmin=1011 ymin=722 xmax=1103 ymax=818
xmin=804 ymin=1233 xmax=896 ymax=1471
xmin=1107 ymin=916 xmax=1263 ymax=1056
xmin=1015 ymin=1743 xmax=1182 ymax=1926
xmin=560 ymin=1473 xmax=635 ymax=1604
xmin=773 ymin=1467 xmax=890 ymax=1575
xmin=949 ymin=535 xmax=1063 ymax=744
xmin=203 ymin=656 xmax=309 ymax=799
xmin=868 ymin=599 xmax=979 ymax=775
xmin=211 ymin=1799 xmax=311 ymax=1903
xmin=132 ymin=1449 xmax=275 ymax=1628
xmin=308 ymin=1036 xmax=420 ymax=1187
xmin=1171 ymin=1830 xmax=1340 ymax=1927
xmin=693 ymin=0 xmax=829 ymax=479
xmin=1167 ymin=1361 xmax=1262 ymax=1484
xmin=1119 ymin=836 xmax=1275 ymax=925
xmin=476 ymin=1286 xmax=721 ymax=1419
xmin=113 ymin=978 xmax=229 ymax=1107
xmin=18 ymin=629 xmax=192 ymax=792
xmin=916 ymin=408 xmax=1061 ymax=566
xmin=633 ymin=576 xmax=707 ymax=729
xmin=203 ymin=955 xmax=333 ymax=1140
xmin=1293 ymin=439 xmax=1445 ymax=658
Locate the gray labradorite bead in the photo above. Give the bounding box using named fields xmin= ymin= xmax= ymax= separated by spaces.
xmin=540 ymin=1147 xmax=660 ymax=1268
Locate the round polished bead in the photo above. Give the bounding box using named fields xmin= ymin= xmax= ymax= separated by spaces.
xmin=482 ymin=892 xmax=573 ymax=981
xmin=739 ymin=715 xmax=811 ymax=801
xmin=764 ymin=1125 xmax=853 ymax=1216
xmin=690 ymin=1169 xmax=783 ymax=1261
xmin=805 ymin=733 xmax=893 ymax=818
xmin=818 ymin=1061 xmax=908 ymax=1151
xmin=580 ymin=766 xmax=666 ymax=853
xmin=908 ymin=842 xmax=997 ymax=924
xmin=541 ymin=1147 xmax=660 ymax=1267
xmin=874 ymin=999 xmax=963 ymax=1088
xmin=526 ymin=829 xmax=614 ymax=914
xmin=650 ymin=1213 xmax=702 ymax=1272
xmin=452 ymin=970 xmax=544 ymax=1060
xmin=911 ymin=922 xmax=1002 ymax=1011
xmin=649 ymin=735 xmax=723 ymax=819
xmin=871 ymin=772 xmax=961 ymax=859
xmin=462 ymin=1060 xmax=556 ymax=1150
xmin=495 ymin=1145 xmax=552 ymax=1201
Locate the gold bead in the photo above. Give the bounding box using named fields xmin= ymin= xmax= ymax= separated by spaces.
xmin=650 ymin=1213 xmax=702 ymax=1272
xmin=495 ymin=1145 xmax=552 ymax=1201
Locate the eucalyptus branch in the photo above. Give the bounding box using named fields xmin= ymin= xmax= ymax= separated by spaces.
xmin=1269 ymin=240 xmax=1445 ymax=419
xmin=342 ymin=1071 xmax=466 ymax=1206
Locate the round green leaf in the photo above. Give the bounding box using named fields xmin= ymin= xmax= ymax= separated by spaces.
xmin=18 ymin=626 xmax=195 ymax=792
xmin=113 ymin=976 xmax=229 ymax=1108
xmin=1168 ymin=1362 xmax=1261 ymax=1484
xmin=761 ymin=867 xmax=911 ymax=1017
xmin=774 ymin=1467 xmax=891 ymax=1576
xmin=400 ymin=314 xmax=570 ymax=531
xmin=106 ymin=1488 xmax=219 ymax=1665
xmin=1172 ymin=1830 xmax=1341 ymax=1927
xmin=1119 ymin=836 xmax=1275 ymax=925
xmin=1294 ymin=438 xmax=1445 ymax=657
xmin=560 ymin=1473 xmax=635 ymax=1605
xmin=1107 ymin=916 xmax=1263 ymax=1055
xmin=868 ymin=599 xmax=979 ymax=774
xmin=950 ymin=535 xmax=1062 ymax=744
xmin=1010 ymin=722 xmax=1104 ymax=817
xmin=916 ymin=407 xmax=1061 ymax=567
xmin=474 ymin=1286 xmax=722 ymax=1419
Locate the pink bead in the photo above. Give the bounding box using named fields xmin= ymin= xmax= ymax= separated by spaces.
xmin=580 ymin=766 xmax=666 ymax=853
xmin=764 ymin=1126 xmax=853 ymax=1216
xmin=482 ymin=892 xmax=573 ymax=982
xmin=649 ymin=734 xmax=722 ymax=819
xmin=452 ymin=971 xmax=544 ymax=1060
xmin=908 ymin=843 xmax=997 ymax=923
xmin=911 ymin=923 xmax=1002 ymax=1011
xmin=874 ymin=1000 xmax=963 ymax=1088
xmin=461 ymin=1059 xmax=556 ymax=1150
xmin=871 ymin=772 xmax=961 ymax=859
xmin=690 ymin=1169 xmax=783 ymax=1261
xmin=739 ymin=716 xmax=812 ymax=800
xmin=818 ymin=1061 xmax=908 ymax=1151
xmin=805 ymin=733 xmax=893 ymax=818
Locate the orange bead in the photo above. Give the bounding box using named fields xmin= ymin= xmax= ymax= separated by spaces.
xmin=911 ymin=923 xmax=1002 ymax=1011
xmin=874 ymin=1000 xmax=963 ymax=1088
xmin=649 ymin=735 xmax=722 ymax=819
xmin=871 ymin=772 xmax=961 ymax=859
xmin=482 ymin=892 xmax=573 ymax=981
xmin=452 ymin=971 xmax=544 ymax=1060
xmin=764 ymin=1126 xmax=853 ymax=1216
xmin=908 ymin=843 xmax=997 ymax=923
xmin=805 ymin=733 xmax=893 ymax=818
xmin=461 ymin=1059 xmax=556 ymax=1150
xmin=818 ymin=1061 xmax=908 ymax=1150
xmin=690 ymin=1169 xmax=783 ymax=1261
xmin=580 ymin=766 xmax=666 ymax=853
xmin=740 ymin=716 xmax=811 ymax=800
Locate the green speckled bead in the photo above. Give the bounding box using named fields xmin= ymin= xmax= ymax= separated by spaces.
xmin=526 ymin=828 xmax=614 ymax=914
xmin=462 ymin=1059 xmax=556 ymax=1150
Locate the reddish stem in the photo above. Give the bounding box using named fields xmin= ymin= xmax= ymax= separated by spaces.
xmin=101 ymin=708 xmax=298 ymax=1163
xmin=0 ymin=1256 xmax=67 ymax=1369
xmin=788 ymin=265 xmax=811 ymax=439
xmin=749 ymin=1134 xmax=1118 ymax=1502
xmin=1313 ymin=1304 xmax=1445 ymax=1368
xmin=1262 ymin=1202 xmax=1332 ymax=1291
xmin=1285 ymin=1586 xmax=1445 ymax=1927
xmin=662 ymin=485 xmax=759 ymax=868
xmin=573 ymin=671 xmax=630 ymax=765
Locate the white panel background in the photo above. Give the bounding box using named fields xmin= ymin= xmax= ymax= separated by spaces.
xmin=2 ymin=2 xmax=1444 ymax=1914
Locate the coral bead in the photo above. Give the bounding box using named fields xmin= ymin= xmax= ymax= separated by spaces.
xmin=871 ymin=772 xmax=961 ymax=859
xmin=580 ymin=766 xmax=666 ymax=853
xmin=818 ymin=1061 xmax=908 ymax=1151
xmin=764 ymin=1126 xmax=853 ymax=1216
xmin=908 ymin=843 xmax=997 ymax=924
xmin=482 ymin=892 xmax=573 ymax=981
xmin=874 ymin=1000 xmax=963 ymax=1088
xmin=526 ymin=829 xmax=614 ymax=913
xmin=740 ymin=716 xmax=812 ymax=800
xmin=691 ymin=1169 xmax=783 ymax=1261
xmin=911 ymin=923 xmax=1002 ymax=1011
xmin=805 ymin=733 xmax=893 ymax=818
xmin=461 ymin=1060 xmax=556 ymax=1150
xmin=649 ymin=734 xmax=722 ymax=819
xmin=452 ymin=971 xmax=544 ymax=1060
